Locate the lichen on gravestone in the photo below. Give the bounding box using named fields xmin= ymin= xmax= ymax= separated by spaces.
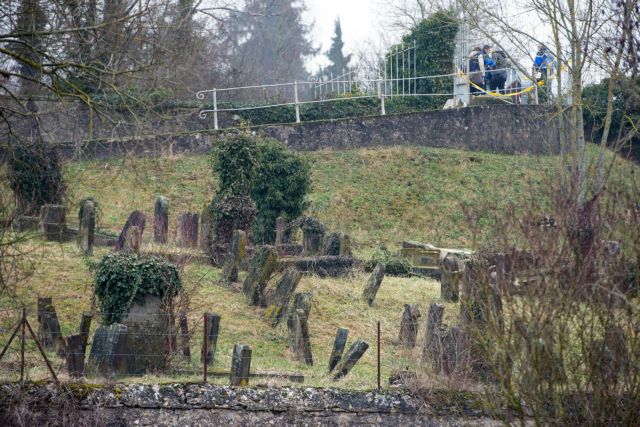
xmin=263 ymin=268 xmax=302 ymax=327
xmin=242 ymin=245 xmax=278 ymax=306
xmin=362 ymin=263 xmax=386 ymax=306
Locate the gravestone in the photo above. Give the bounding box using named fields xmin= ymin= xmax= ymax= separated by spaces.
xmin=321 ymin=233 xmax=341 ymax=256
xmin=64 ymin=335 xmax=85 ymax=378
xmin=399 ymin=304 xmax=421 ymax=348
xmin=275 ymin=216 xmax=286 ymax=246
xmin=202 ymin=313 xmax=221 ymax=366
xmin=328 ymin=327 xmax=349 ymax=372
xmin=37 ymin=298 xmax=63 ymax=352
xmin=123 ymin=225 xmax=142 ymax=254
xmin=423 ymin=303 xmax=444 ymax=363
xmin=79 ymin=312 xmax=92 ymax=353
xmin=362 ymin=263 xmax=386 ymax=306
xmin=263 ymin=268 xmax=302 ymax=327
xmin=332 ymin=340 xmax=369 ymax=380
xmin=179 ymin=311 xmax=191 ymax=359
xmin=223 ymin=230 xmax=247 ymax=283
xmin=87 ymin=323 xmax=129 ymax=376
xmin=200 ymin=204 xmax=212 ymax=251
xmin=78 ymin=200 xmax=95 ymax=255
xmin=287 ymin=292 xmax=312 ymax=364
xmin=242 ymin=245 xmax=278 ymax=306
xmin=433 ymin=325 xmax=467 ymax=375
xmin=153 ymin=196 xmax=169 ymax=244
xmin=40 ymin=204 xmax=67 ymax=242
xmin=339 ymin=234 xmax=352 ymax=256
xmin=122 ymin=294 xmax=166 ymax=374
xmin=230 ymin=344 xmax=252 ymax=386
xmin=300 ymin=217 xmax=325 ymax=256
xmin=441 ymin=253 xmax=464 ymax=302
xmin=176 ymin=212 xmax=199 ymax=248
xmin=115 ymin=210 xmax=146 ymax=252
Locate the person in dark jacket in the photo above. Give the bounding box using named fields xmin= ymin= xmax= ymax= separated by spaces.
xmin=488 ymin=49 xmax=508 ymax=93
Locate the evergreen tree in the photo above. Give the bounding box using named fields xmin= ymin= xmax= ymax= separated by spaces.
xmin=324 ymin=17 xmax=351 ymax=79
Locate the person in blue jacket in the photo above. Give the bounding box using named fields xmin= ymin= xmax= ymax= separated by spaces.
xmin=481 ymin=45 xmax=497 ymax=91
xmin=533 ymin=44 xmax=555 ymax=102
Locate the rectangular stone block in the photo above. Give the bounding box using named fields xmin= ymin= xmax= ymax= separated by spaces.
xmin=328 ymin=327 xmax=349 ymax=373
xmin=203 ymin=312 xmax=221 ymax=366
xmin=230 ymin=344 xmax=252 ymax=386
xmin=362 ymin=263 xmax=385 ymax=306
xmin=399 ymin=304 xmax=421 ymax=348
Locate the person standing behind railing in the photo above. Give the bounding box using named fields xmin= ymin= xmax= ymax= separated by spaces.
xmin=533 ymin=44 xmax=555 ymax=103
xmin=467 ymin=47 xmax=484 ymax=95
xmin=488 ymin=49 xmax=509 ymax=94
xmin=479 ymin=45 xmax=497 ymax=92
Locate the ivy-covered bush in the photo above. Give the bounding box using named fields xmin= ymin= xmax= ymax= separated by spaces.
xmin=251 ymin=139 xmax=311 ymax=243
xmin=7 ymin=140 xmax=66 ymax=215
xmin=365 ymin=247 xmax=413 ymax=276
xmin=208 ymin=133 xmax=257 ymax=246
xmin=93 ymin=253 xmax=182 ymax=325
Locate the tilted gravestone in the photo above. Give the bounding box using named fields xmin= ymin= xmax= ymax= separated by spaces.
xmin=122 ymin=294 xmax=167 ymax=374
xmin=153 ymin=196 xmax=169 ymax=244
xmin=115 ymin=210 xmax=146 ymax=252
xmin=300 ymin=217 xmax=325 ymax=256
xmin=78 ymin=199 xmax=95 ymax=256
xmin=176 ymin=212 xmax=199 ymax=248
xmin=87 ymin=323 xmax=129 ymax=376
xmin=423 ymin=302 xmax=444 ymax=363
xmin=202 ymin=312 xmax=221 ymax=366
xmin=230 ymin=344 xmax=252 ymax=386
xmin=223 ymin=230 xmax=247 ymax=283
xmin=40 ymin=204 xmax=67 ymax=242
xmin=263 ymin=268 xmax=302 ymax=327
xmin=37 ymin=297 xmax=63 ymax=352
xmin=287 ymin=292 xmax=313 ymax=365
xmin=362 ymin=263 xmax=386 ymax=306
xmin=399 ymin=304 xmax=421 ymax=348
xmin=328 ymin=327 xmax=349 ymax=373
xmin=441 ymin=253 xmax=465 ymax=302
xmin=321 ymin=233 xmax=341 ymax=256
xmin=332 ymin=339 xmax=369 ymax=380
xmin=242 ymin=245 xmax=278 ymax=306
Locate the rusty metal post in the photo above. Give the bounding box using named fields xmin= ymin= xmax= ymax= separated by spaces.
xmin=377 ymin=320 xmax=381 ymax=391
xmin=203 ymin=313 xmax=208 ymax=383
xmin=24 ymin=314 xmax=59 ymax=383
xmin=0 ymin=317 xmax=22 ymax=361
xmin=20 ymin=308 xmax=25 ymax=383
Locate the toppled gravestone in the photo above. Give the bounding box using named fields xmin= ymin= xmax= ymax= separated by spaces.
xmin=242 ymin=245 xmax=278 ymax=306
xmin=176 ymin=212 xmax=199 ymax=248
xmin=287 ymin=292 xmax=313 ymax=365
xmin=78 ymin=199 xmax=95 ymax=256
xmin=300 ymin=217 xmax=325 ymax=256
xmin=153 ymin=196 xmax=169 ymax=244
xmin=115 ymin=211 xmax=146 ymax=252
xmin=362 ymin=263 xmax=386 ymax=306
xmin=282 ymin=255 xmax=358 ymax=277
xmin=328 ymin=327 xmax=349 ymax=373
xmin=399 ymin=304 xmax=421 ymax=348
xmin=332 ymin=339 xmax=369 ymax=380
xmin=263 ymin=268 xmax=302 ymax=327
xmin=223 ymin=230 xmax=247 ymax=283
xmin=40 ymin=204 xmax=67 ymax=242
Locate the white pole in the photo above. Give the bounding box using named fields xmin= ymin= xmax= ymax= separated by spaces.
xmin=213 ymin=89 xmax=218 ymax=130
xmin=378 ymin=80 xmax=386 ymax=115
xmin=294 ymin=81 xmax=300 ymax=123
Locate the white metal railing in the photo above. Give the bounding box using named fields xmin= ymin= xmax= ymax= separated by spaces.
xmin=196 ymin=68 xmax=543 ymax=130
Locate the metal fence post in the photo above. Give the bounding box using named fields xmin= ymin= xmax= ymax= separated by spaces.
xmin=294 ymin=81 xmax=301 ymax=124
xmin=377 ymin=320 xmax=381 ymax=391
xmin=213 ymin=89 xmax=219 ymax=130
xmin=203 ymin=313 xmax=208 ymax=383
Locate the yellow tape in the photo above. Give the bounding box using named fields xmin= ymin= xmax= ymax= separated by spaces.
xmin=456 ymin=67 xmax=537 ymax=98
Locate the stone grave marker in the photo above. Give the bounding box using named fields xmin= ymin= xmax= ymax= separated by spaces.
xmin=332 ymin=340 xmax=369 ymax=380
xmin=79 ymin=312 xmax=92 ymax=353
xmin=115 ymin=211 xmax=146 ymax=252
xmin=123 ymin=225 xmax=142 ymax=254
xmin=242 ymin=245 xmax=278 ymax=306
xmin=441 ymin=253 xmax=464 ymax=302
xmin=179 ymin=311 xmax=191 ymax=359
xmin=263 ymin=268 xmax=302 ymax=327
xmin=287 ymin=292 xmax=313 ymax=365
xmin=339 ymin=234 xmax=352 ymax=256
xmin=87 ymin=323 xmax=129 ymax=376
xmin=154 ymin=196 xmax=169 ymax=244
xmin=301 ymin=217 xmax=325 ymax=256
xmin=362 ymin=263 xmax=386 ymax=306
xmin=176 ymin=212 xmax=199 ymax=248
xmin=275 ymin=216 xmax=286 ymax=246
xmin=64 ymin=335 xmax=85 ymax=378
xmin=321 ymin=232 xmax=341 ymax=256
xmin=230 ymin=344 xmax=252 ymax=386
xmin=399 ymin=304 xmax=421 ymax=348
xmin=202 ymin=312 xmax=221 ymax=366
xmin=78 ymin=199 xmax=95 ymax=255
xmin=37 ymin=297 xmax=63 ymax=352
xmin=433 ymin=325 xmax=467 ymax=375
xmin=40 ymin=204 xmax=67 ymax=242
xmin=328 ymin=327 xmax=349 ymax=373
xmin=223 ymin=230 xmax=247 ymax=283
xmin=423 ymin=302 xmax=444 ymax=363
xmin=122 ymin=294 xmax=166 ymax=374
xmin=200 ymin=204 xmax=212 ymax=251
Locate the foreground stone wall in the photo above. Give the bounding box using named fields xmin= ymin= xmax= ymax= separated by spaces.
xmin=0 ymin=383 xmax=503 ymax=426
xmin=49 ymin=105 xmax=560 ymax=160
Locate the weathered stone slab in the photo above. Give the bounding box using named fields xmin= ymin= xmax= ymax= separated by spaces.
xmin=279 ymin=255 xmax=359 ymax=277
xmin=115 ymin=210 xmax=146 ymax=252
xmin=230 ymin=344 xmax=252 ymax=386
xmin=332 ymin=339 xmax=369 ymax=380
xmin=122 ymin=294 xmax=166 ymax=374
xmin=275 ymin=216 xmax=286 ymax=246
xmin=12 ymin=215 xmax=39 ymax=231
xmin=153 ymin=196 xmax=169 ymax=244
xmin=223 ymin=230 xmax=247 ymax=283
xmin=64 ymin=334 xmax=85 ymax=378
xmin=339 ymin=234 xmax=352 ymax=256
xmin=321 ymin=232 xmax=341 ymax=256
xmin=287 ymin=292 xmax=312 ymax=358
xmin=263 ymin=268 xmax=302 ymax=327
xmin=300 ymin=217 xmax=325 ymax=256
xmin=87 ymin=323 xmax=129 ymax=377
xmin=200 ymin=204 xmax=212 ymax=251
xmin=433 ymin=325 xmax=467 ymax=375
xmin=276 ymin=243 xmax=303 ymax=256
xmin=123 ymin=225 xmax=142 ymax=254
xmin=176 ymin=212 xmax=199 ymax=248
xmin=203 ymin=313 xmax=221 ymax=366
xmin=441 ymin=253 xmax=464 ymax=302
xmin=78 ymin=200 xmax=95 ymax=255
xmin=362 ymin=263 xmax=385 ymax=306
xmin=242 ymin=245 xmax=278 ymax=306
xmin=328 ymin=327 xmax=349 ymax=373
xmin=423 ymin=303 xmax=444 ymax=363
xmin=37 ymin=297 xmax=63 ymax=352
xmin=79 ymin=312 xmax=92 ymax=353
xmin=179 ymin=311 xmax=191 ymax=359
xmin=40 ymin=204 xmax=67 ymax=242
xmin=399 ymin=304 xmax=421 ymax=348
